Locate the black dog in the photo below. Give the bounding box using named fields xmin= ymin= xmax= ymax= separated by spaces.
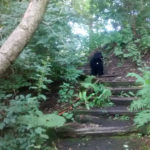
xmin=90 ymin=52 xmax=104 ymax=76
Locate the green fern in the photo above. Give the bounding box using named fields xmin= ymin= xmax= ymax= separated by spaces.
xmin=79 ymin=91 xmax=94 ymax=109
xmin=80 ymin=76 xmax=95 ymax=89
xmin=128 ymin=70 xmax=150 ymax=128
xmin=79 ymin=76 xmax=112 ymax=109
xmin=127 ymin=72 xmax=145 ymax=85
xmin=134 ymin=110 xmax=150 ymax=127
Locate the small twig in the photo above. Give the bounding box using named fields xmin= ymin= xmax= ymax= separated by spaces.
xmin=58 ymin=98 xmax=80 ymax=115
xmin=58 ymin=106 xmax=73 ymax=116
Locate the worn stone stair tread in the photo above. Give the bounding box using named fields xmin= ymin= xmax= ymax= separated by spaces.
xmin=110 ymin=87 xmax=141 ymax=91
xmin=110 ymin=97 xmax=137 ymax=105
xmin=98 ymin=74 xmax=120 ymax=77
xmin=98 ymin=80 xmax=140 ymax=87
xmin=75 ymin=115 xmax=133 ymax=126
xmin=74 ymin=126 xmax=136 ymax=135
xmin=74 ymin=106 xmax=135 ymax=116
xmin=56 ymin=122 xmax=137 ymax=137
xmin=57 ymin=135 xmax=146 ymax=150
xmin=110 ymin=97 xmax=137 ymax=101
xmin=110 ymin=87 xmax=141 ymax=94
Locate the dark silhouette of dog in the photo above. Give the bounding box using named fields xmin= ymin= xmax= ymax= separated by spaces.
xmin=90 ymin=52 xmax=104 ymax=76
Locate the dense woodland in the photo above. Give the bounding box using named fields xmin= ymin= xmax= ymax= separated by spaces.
xmin=1 ymin=0 xmax=150 ymax=149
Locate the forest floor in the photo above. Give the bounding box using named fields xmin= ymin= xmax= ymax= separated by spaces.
xmin=104 ymin=53 xmax=150 ymax=81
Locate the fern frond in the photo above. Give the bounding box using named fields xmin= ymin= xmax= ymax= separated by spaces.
xmin=127 ymin=73 xmax=144 ymax=84
xmin=134 ymin=110 xmax=150 ymax=127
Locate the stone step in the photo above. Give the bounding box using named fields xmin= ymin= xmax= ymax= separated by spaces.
xmin=74 ymin=106 xmax=135 ymax=116
xmin=57 ymin=135 xmax=147 ymax=150
xmin=110 ymin=87 xmax=141 ymax=95
xmin=98 ymin=74 xmax=120 ymax=77
xmin=98 ymin=80 xmax=141 ymax=87
xmin=110 ymin=97 xmax=137 ymax=105
xmin=56 ymin=122 xmax=137 ymax=137
xmin=75 ymin=115 xmax=133 ymax=125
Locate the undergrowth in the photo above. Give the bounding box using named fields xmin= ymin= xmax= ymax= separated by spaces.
xmin=128 ymin=69 xmax=150 ymax=133
xmin=79 ymin=76 xmax=112 ymax=109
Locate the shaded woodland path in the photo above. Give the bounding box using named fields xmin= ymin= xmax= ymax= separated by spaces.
xmin=57 ymin=77 xmax=140 ymax=136
xmin=56 ymin=74 xmax=150 ymax=150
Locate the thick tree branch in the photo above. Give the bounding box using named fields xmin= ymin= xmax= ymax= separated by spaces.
xmin=0 ymin=0 xmax=49 ymax=75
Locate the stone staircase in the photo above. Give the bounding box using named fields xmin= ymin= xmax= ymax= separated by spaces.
xmin=56 ymin=78 xmax=142 ymax=137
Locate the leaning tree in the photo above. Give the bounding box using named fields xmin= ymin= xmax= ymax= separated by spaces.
xmin=0 ymin=0 xmax=49 ymax=75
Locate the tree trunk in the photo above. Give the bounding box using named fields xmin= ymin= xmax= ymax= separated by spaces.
xmin=0 ymin=0 xmax=49 ymax=75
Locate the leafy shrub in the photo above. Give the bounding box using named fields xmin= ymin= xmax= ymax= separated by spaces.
xmin=0 ymin=94 xmax=65 ymax=150
xmin=0 ymin=74 xmax=31 ymax=95
xmin=128 ymin=69 xmax=150 ymax=128
xmin=63 ymin=66 xmax=82 ymax=83
xmin=79 ymin=76 xmax=112 ymax=109
xmin=30 ymin=56 xmax=52 ymax=101
xmin=58 ymin=83 xmax=75 ymax=103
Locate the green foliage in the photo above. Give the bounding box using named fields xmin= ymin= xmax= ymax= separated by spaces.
xmin=128 ymin=70 xmax=150 ymax=128
xmin=79 ymin=91 xmax=92 ymax=110
xmin=79 ymin=76 xmax=112 ymax=109
xmin=0 ymin=127 xmax=51 ymax=150
xmin=80 ymin=76 xmax=94 ymax=88
xmin=0 ymin=94 xmax=65 ymax=150
xmin=140 ymin=27 xmax=150 ymax=52
xmin=134 ymin=110 xmax=150 ymax=127
xmin=87 ymin=0 xmax=150 ymax=65
xmin=1 ymin=0 xmax=150 ymax=148
xmin=18 ymin=113 xmax=65 ymax=128
xmin=120 ymin=91 xmax=135 ymax=97
xmin=0 ymin=94 xmax=38 ymax=130
xmin=30 ymin=56 xmax=52 ymax=101
xmin=62 ymin=112 xmax=74 ymax=121
xmin=0 ymin=94 xmax=65 ymax=129
xmin=0 ymin=1 xmax=28 ymax=46
xmin=58 ymin=83 xmax=75 ymax=103
xmin=0 ymin=74 xmax=31 ymax=95
xmin=112 ymin=115 xmax=130 ymax=121
xmin=128 ymin=72 xmax=145 ymax=85
xmin=119 ymin=116 xmax=130 ymax=121
xmin=72 ymin=0 xmax=91 ymax=18
xmin=0 ymin=1 xmax=84 ymax=148
xmin=63 ymin=66 xmax=82 ymax=83
xmin=88 ymin=27 xmax=142 ymax=64
xmin=104 ymin=28 xmax=142 ymax=64
xmin=141 ymin=35 xmax=150 ymax=50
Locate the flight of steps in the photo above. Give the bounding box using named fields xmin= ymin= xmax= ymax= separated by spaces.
xmin=56 ymin=78 xmax=141 ymax=137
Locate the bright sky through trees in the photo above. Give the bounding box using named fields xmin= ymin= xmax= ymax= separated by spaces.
xmin=70 ymin=20 xmax=117 ymax=37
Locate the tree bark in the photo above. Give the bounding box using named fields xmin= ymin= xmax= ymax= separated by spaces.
xmin=0 ymin=0 xmax=49 ymax=75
